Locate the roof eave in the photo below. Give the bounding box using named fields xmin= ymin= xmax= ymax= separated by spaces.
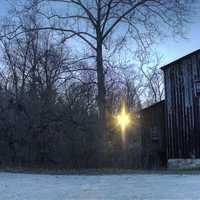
xmin=160 ymin=49 xmax=200 ymax=71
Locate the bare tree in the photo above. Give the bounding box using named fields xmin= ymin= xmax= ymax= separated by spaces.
xmin=139 ymin=54 xmax=164 ymax=105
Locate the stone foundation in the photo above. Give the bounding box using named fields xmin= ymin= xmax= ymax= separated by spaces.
xmin=168 ymin=159 xmax=200 ymax=169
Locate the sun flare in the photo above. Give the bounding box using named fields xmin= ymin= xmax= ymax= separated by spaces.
xmin=116 ymin=102 xmax=131 ymax=135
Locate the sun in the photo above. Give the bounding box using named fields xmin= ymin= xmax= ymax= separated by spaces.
xmin=116 ymin=102 xmax=131 ymax=135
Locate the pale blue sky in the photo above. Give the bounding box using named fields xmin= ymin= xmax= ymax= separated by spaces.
xmin=156 ymin=11 xmax=200 ymax=65
xmin=0 ymin=0 xmax=199 ymax=66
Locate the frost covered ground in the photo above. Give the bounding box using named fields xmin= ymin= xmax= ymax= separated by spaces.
xmin=0 ymin=172 xmax=200 ymax=200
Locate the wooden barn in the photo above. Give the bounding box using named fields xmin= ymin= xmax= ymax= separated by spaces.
xmin=161 ymin=49 xmax=200 ymax=167
xmin=140 ymin=49 xmax=200 ymax=169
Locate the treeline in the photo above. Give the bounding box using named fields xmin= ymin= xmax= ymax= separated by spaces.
xmin=0 ymin=5 xmax=142 ymax=169
xmin=0 ymin=33 xmax=141 ymax=168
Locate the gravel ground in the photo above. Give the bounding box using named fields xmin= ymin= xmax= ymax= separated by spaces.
xmin=0 ymin=172 xmax=200 ymax=200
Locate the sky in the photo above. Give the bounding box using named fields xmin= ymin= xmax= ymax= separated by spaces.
xmin=0 ymin=0 xmax=199 ymax=67
xmin=156 ymin=9 xmax=200 ymax=66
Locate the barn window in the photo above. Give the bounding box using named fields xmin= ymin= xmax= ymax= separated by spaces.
xmin=195 ymin=80 xmax=200 ymax=96
xmin=151 ymin=127 xmax=160 ymax=141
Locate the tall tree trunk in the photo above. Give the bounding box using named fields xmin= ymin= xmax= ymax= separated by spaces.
xmin=96 ymin=33 xmax=107 ymax=166
xmin=96 ymin=0 xmax=107 ymax=145
xmin=96 ymin=37 xmax=106 ymax=138
xmin=96 ymin=41 xmax=106 ymax=115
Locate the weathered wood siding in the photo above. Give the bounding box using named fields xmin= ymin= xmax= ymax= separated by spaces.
xmin=140 ymin=101 xmax=166 ymax=169
xmin=162 ymin=50 xmax=200 ymax=159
